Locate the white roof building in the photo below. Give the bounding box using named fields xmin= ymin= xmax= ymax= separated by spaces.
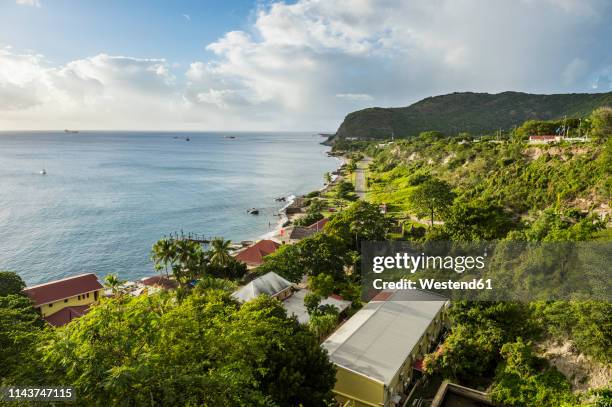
xmin=232 ymin=271 xmax=293 ymax=303
xmin=322 ymin=290 xmax=449 ymax=406
xmin=282 ymin=288 xmax=352 ymax=324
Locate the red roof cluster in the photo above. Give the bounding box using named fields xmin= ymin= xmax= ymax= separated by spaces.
xmin=234 ymin=239 xmax=281 ymax=266
xmin=23 ymin=273 xmax=103 ymax=307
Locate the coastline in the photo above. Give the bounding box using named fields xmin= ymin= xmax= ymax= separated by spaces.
xmin=256 ymin=153 xmax=345 ymax=243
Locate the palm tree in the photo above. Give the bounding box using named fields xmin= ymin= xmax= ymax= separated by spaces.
xmin=152 ymin=238 xmax=175 ymax=277
xmin=209 ymin=237 xmax=233 ymax=267
xmin=324 ymin=172 xmax=332 ymax=185
xmin=104 ymin=274 xmax=125 ymax=295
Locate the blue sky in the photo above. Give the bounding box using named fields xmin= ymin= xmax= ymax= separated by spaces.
xmin=0 ymin=0 xmax=256 ymax=65
xmin=0 ymin=0 xmax=610 ymax=130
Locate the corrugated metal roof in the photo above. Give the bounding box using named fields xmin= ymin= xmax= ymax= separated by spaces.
xmin=232 ymin=271 xmax=293 ymax=302
xmin=322 ymin=290 xmax=447 ymax=385
xmin=282 ymin=288 xmax=351 ymax=324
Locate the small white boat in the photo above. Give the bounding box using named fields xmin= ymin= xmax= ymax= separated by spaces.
xmin=40 ymin=169 xmax=47 ymax=175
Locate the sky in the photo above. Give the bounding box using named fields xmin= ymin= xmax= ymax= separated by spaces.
xmin=0 ymin=0 xmax=610 ymax=131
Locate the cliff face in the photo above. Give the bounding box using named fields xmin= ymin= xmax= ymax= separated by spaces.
xmin=333 ymin=91 xmax=612 ymax=141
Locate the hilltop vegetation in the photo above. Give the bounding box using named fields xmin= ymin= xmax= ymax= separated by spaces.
xmin=339 ymin=109 xmax=611 ymax=406
xmin=331 ymin=91 xmax=612 ymax=142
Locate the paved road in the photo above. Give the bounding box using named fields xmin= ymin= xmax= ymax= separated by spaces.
xmin=355 ymin=158 xmax=371 ymax=199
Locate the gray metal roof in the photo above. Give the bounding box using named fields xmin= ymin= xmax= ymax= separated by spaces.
xmin=282 ymin=288 xmax=352 ymax=324
xmin=322 ymin=290 xmax=447 ymax=385
xmin=232 ymin=271 xmax=293 ymax=302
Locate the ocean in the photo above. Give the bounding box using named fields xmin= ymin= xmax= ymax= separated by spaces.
xmin=0 ymin=131 xmax=339 ymax=285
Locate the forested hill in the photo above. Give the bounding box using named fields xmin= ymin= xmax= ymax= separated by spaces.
xmin=332 ymin=91 xmax=612 ymax=141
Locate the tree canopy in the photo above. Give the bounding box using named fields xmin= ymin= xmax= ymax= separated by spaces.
xmin=40 ymin=290 xmax=335 ymax=406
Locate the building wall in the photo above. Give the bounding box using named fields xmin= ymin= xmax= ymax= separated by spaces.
xmin=273 ymin=287 xmax=293 ymax=301
xmin=385 ymin=306 xmax=447 ymax=405
xmin=333 ymin=367 xmax=384 ymax=407
xmin=38 ymin=289 xmax=102 ymax=317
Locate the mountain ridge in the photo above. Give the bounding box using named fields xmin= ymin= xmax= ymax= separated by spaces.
xmin=329 ymin=91 xmax=612 ymax=143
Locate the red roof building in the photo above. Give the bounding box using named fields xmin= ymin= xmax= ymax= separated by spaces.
xmin=23 ymin=273 xmax=103 ymax=327
xmin=234 ymin=239 xmax=281 ymax=267
xmin=140 ymin=275 xmax=179 ymax=290
xmin=44 ymin=305 xmax=91 ymax=327
xmin=308 ymin=217 xmax=329 ymax=231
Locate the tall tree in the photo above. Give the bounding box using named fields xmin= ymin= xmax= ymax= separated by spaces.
xmin=103 ymin=274 xmax=125 ymax=295
xmin=0 ymin=271 xmax=26 ymax=297
xmin=208 ymin=237 xmax=233 ymax=267
xmin=0 ymin=295 xmax=45 ymax=382
xmin=41 ymin=290 xmax=336 ymax=406
xmin=407 ymin=178 xmax=455 ymax=228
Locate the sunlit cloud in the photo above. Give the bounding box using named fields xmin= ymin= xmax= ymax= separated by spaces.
xmin=1 ymin=0 xmax=610 ymax=130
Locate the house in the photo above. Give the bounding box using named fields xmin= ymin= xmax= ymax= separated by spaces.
xmin=140 ymin=275 xmax=179 ymax=291
xmin=234 ymin=239 xmax=281 ymax=268
xmin=232 ymin=271 xmax=294 ymax=302
xmin=283 ymin=226 xmax=317 ymax=243
xmin=23 ymin=273 xmax=104 ymax=327
xmin=528 ymin=135 xmax=562 ymax=144
xmin=282 ymin=289 xmax=351 ymax=324
xmin=308 ymin=217 xmax=329 ymax=231
xmin=321 ymin=290 xmax=449 ymax=407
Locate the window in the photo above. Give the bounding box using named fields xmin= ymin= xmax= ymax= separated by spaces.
xmin=64 ymin=299 xmax=68 ymax=303
xmin=48 ymin=303 xmax=53 ymax=307
xmin=77 ymin=295 xmax=81 ymax=300
xmin=86 ymin=293 xmax=90 ymax=298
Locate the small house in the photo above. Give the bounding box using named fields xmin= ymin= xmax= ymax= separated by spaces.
xmin=232 ymin=271 xmax=294 ymax=302
xmin=528 ymin=135 xmax=562 ymax=144
xmin=23 ymin=273 xmax=104 ymax=327
xmin=234 ymin=239 xmax=281 ymax=268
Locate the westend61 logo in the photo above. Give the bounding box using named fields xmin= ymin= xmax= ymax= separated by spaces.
xmin=372 ymin=252 xmax=487 ymax=274
xmin=361 ymin=241 xmax=611 ymax=302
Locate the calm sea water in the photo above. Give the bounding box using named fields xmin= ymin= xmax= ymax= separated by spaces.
xmin=0 ymin=132 xmax=338 ymax=285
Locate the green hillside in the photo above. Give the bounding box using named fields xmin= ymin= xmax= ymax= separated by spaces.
xmin=332 ymin=91 xmax=612 ymax=141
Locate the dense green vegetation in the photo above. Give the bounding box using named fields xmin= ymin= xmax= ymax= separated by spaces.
xmin=332 ymin=91 xmax=612 ymax=141
xmin=259 ymin=201 xmax=388 ymax=303
xmin=0 ymin=105 xmax=609 ymax=406
xmin=343 ymin=108 xmax=610 ymax=406
xmin=1 ymin=286 xmax=336 ymax=406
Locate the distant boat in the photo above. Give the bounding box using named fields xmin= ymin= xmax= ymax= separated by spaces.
xmin=64 ymin=129 xmax=79 ymax=134
xmin=40 ymin=169 xmax=46 ymax=175
xmin=185 ymin=137 xmax=190 ymax=141
xmin=274 ymin=197 xmax=286 ymax=202
xmin=225 ymin=135 xmax=236 ymax=139
xmin=247 ymin=208 xmax=260 ymax=215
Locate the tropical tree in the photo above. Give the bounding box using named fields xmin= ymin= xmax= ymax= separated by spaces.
xmin=208 ymin=237 xmax=233 ymax=267
xmin=309 ymin=312 xmax=338 ymax=341
xmin=407 ymin=178 xmax=455 ymax=228
xmin=40 ymin=290 xmax=336 ymax=406
xmin=103 ymin=274 xmax=125 ymax=295
xmin=324 ymin=172 xmax=332 ymax=184
xmin=151 ymin=238 xmax=175 ymax=277
xmin=0 ymin=271 xmax=26 ymax=297
xmin=0 ymin=294 xmax=45 ymax=382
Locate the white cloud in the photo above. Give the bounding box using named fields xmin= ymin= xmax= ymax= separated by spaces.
xmin=16 ymin=0 xmax=41 ymax=7
xmin=1 ymin=0 xmax=611 ymax=130
xmin=336 ymin=93 xmax=373 ymax=101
